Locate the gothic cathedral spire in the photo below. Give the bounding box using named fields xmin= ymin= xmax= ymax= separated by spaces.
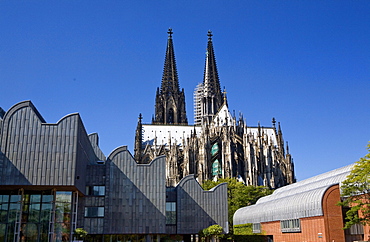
xmin=153 ymin=28 xmax=188 ymax=125
xmin=202 ymin=30 xmax=223 ymax=123
xmin=134 ymin=113 xmax=143 ymax=163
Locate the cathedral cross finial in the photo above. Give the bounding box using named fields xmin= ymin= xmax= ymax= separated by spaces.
xmin=207 ymin=30 xmax=213 ymax=41
xmin=168 ymin=28 xmax=173 ymax=38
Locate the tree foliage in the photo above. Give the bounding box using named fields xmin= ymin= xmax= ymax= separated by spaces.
xmin=202 ymin=178 xmax=272 ymax=235
xmin=74 ymin=228 xmax=88 ymax=240
xmin=203 ymin=224 xmax=223 ymax=237
xmin=338 ymin=143 xmax=370 ymax=229
xmin=233 ymin=224 xmax=253 ymax=235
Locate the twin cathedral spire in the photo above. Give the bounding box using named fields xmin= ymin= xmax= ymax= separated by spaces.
xmin=134 ymin=29 xmax=295 ymax=187
xmin=152 ymin=28 xmax=223 ymax=126
xmin=201 ymin=30 xmax=224 ymax=124
xmin=152 ymin=28 xmax=188 ymax=125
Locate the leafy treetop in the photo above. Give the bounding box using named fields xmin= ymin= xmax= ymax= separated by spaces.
xmin=74 ymin=228 xmax=88 ymax=239
xmin=202 ymin=178 xmax=272 ymax=235
xmin=338 ymin=142 xmax=370 ymax=229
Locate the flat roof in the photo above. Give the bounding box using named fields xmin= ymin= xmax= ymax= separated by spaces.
xmin=142 ymin=124 xmax=278 ymax=147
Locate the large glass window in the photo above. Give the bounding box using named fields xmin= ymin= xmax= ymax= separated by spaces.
xmin=55 ymin=191 xmax=72 ymax=242
xmin=166 ymin=202 xmax=176 ymax=224
xmin=0 ymin=191 xmax=56 ymax=242
xmin=84 ymin=207 xmax=104 ymax=217
xmin=0 ymin=195 xmax=9 ymax=223
xmin=86 ymin=186 xmax=105 ymax=196
xmin=21 ymin=192 xmax=54 ymax=242
xmin=8 ymin=195 xmax=21 ymax=241
xmin=0 ymin=223 xmax=6 ymax=241
xmin=280 ymin=218 xmax=301 ymax=233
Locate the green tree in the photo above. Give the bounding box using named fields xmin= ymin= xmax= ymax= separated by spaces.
xmin=338 ymin=143 xmax=370 ymax=230
xmin=202 ymin=178 xmax=272 ymax=236
xmin=203 ymin=224 xmax=223 ymax=242
xmin=74 ymin=228 xmax=88 ymax=241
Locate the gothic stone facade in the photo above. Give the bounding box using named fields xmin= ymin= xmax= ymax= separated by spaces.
xmin=134 ymin=29 xmax=295 ymax=188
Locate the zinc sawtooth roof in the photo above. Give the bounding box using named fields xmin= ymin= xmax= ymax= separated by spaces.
xmin=233 ymin=164 xmax=354 ymax=225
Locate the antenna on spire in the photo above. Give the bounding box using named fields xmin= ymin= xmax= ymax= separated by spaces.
xmin=168 ymin=28 xmax=173 ymax=38
xmin=207 ymin=30 xmax=213 ymax=41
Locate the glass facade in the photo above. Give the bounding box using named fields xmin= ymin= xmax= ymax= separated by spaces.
xmin=0 ymin=194 xmax=20 ymax=242
xmin=0 ymin=190 xmax=75 ymax=242
xmin=165 ymin=202 xmax=176 ymax=225
xmin=54 ymin=191 xmax=73 ymax=242
xmin=84 ymin=234 xmax=149 ymax=242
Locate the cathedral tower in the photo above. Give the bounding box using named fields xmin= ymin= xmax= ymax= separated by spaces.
xmin=153 ymin=28 xmax=188 ymax=125
xmin=200 ymin=30 xmax=223 ymax=124
xmin=134 ymin=30 xmax=295 ymax=188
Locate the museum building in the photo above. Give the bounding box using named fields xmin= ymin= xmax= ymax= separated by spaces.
xmin=233 ymin=164 xmax=369 ymax=242
xmin=0 ymin=101 xmax=228 ymax=242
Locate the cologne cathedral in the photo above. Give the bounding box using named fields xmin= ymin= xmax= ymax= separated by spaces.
xmin=134 ymin=29 xmax=295 ymax=188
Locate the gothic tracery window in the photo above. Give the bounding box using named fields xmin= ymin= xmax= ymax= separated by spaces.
xmin=168 ymin=108 xmax=174 ymax=124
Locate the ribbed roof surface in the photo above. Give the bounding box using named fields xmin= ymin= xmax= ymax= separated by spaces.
xmin=233 ymin=164 xmax=353 ymax=225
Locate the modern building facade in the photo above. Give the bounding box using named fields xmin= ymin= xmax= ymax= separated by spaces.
xmin=134 ymin=29 xmax=295 ymax=189
xmin=0 ymin=101 xmax=228 ymax=242
xmin=233 ymin=164 xmax=369 ymax=242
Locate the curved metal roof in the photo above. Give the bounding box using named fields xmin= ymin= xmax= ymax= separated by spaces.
xmin=234 ymin=164 xmax=353 ymax=225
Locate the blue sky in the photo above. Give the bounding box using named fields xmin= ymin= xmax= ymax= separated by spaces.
xmin=1 ymin=1 xmax=369 ymax=181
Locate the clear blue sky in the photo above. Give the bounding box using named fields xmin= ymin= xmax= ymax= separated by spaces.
xmin=1 ymin=1 xmax=369 ymax=181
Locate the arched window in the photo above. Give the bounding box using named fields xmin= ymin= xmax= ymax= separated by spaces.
xmin=212 ymin=159 xmax=221 ymax=176
xmin=168 ymin=108 xmax=174 ymax=124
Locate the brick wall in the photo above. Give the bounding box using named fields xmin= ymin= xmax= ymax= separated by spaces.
xmin=323 ymin=185 xmax=345 ymax=242
xmin=261 ymin=217 xmax=326 ymax=242
xmin=260 ymin=184 xmax=346 ymax=242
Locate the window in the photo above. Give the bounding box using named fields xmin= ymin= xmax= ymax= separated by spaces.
xmin=55 ymin=191 xmax=73 ymax=240
xmin=252 ymin=223 xmax=261 ymax=233
xmin=280 ymin=219 xmax=301 ymax=233
xmin=168 ymin=109 xmax=174 ymax=124
xmin=211 ymin=143 xmax=219 ymax=156
xmin=86 ymin=186 xmax=105 ymax=196
xmin=84 ymin=207 xmax=104 ymax=217
xmin=166 ymin=202 xmax=176 ymax=224
xmin=212 ymin=159 xmax=221 ymax=176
